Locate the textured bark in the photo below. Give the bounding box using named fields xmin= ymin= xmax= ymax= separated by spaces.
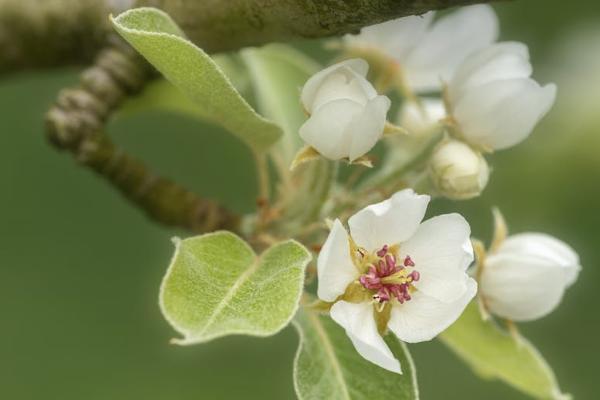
xmin=0 ymin=0 xmax=110 ymax=72
xmin=45 ymin=36 xmax=241 ymax=233
xmin=0 ymin=0 xmax=498 ymax=71
xmin=139 ymin=0 xmax=494 ymax=53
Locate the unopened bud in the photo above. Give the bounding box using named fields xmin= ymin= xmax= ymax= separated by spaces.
xmin=429 ymin=140 xmax=489 ymax=200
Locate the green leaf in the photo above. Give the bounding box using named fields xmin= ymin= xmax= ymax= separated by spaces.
xmin=440 ymin=302 xmax=569 ymax=400
xmin=160 ymin=231 xmax=311 ymax=344
xmin=240 ymin=44 xmax=320 ymax=165
xmin=111 ymin=7 xmax=282 ymax=152
xmin=118 ymin=55 xmax=251 ymax=121
xmin=293 ymin=307 xmax=419 ymax=400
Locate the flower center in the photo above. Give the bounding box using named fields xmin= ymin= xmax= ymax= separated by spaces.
xmin=358 ymin=244 xmax=420 ymax=304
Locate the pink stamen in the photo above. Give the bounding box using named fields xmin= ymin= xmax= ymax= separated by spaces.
xmin=357 ymin=245 xmax=419 ymax=305
xmin=409 ymin=270 xmax=420 ymax=282
xmin=376 ymin=245 xmax=389 ymax=257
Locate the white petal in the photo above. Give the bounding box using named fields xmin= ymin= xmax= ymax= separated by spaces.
xmin=299 ymin=98 xmax=363 ymax=160
xmin=403 ymin=5 xmax=499 ymax=92
xmin=499 ymin=233 xmax=580 ymax=286
xmin=317 ymin=219 xmax=359 ymax=302
xmin=330 ymin=301 xmax=401 ymax=373
xmin=400 ymin=214 xmax=474 ymax=303
xmin=454 ymin=79 xmax=557 ymax=150
xmin=388 ymin=278 xmax=477 ymax=343
xmin=346 ymin=95 xmax=391 ymax=161
xmin=397 ymin=98 xmax=446 ymax=135
xmin=348 ymin=189 xmax=430 ymax=252
xmin=345 ymin=12 xmax=434 ymax=60
xmin=310 ymin=68 xmax=379 ymax=112
xmin=481 ymin=250 xmax=577 ymax=322
xmin=301 ymin=59 xmax=370 ymax=112
xmin=480 ymin=232 xmax=581 ymax=321
xmin=449 ymin=42 xmax=532 ymax=104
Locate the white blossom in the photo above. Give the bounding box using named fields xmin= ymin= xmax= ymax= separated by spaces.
xmin=480 ymin=233 xmax=581 ymax=321
xmin=299 ymin=59 xmax=391 ymax=161
xmin=317 ymin=189 xmax=476 ymax=373
xmin=343 ymin=5 xmax=498 ymax=92
xmin=429 ymin=139 xmax=489 ymax=200
xmin=447 ymin=42 xmax=557 ymax=151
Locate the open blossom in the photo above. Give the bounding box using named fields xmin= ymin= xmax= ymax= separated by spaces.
xmin=299 ymin=59 xmax=391 ymax=161
xmin=343 ymin=5 xmax=498 ymax=92
xmin=318 ymin=189 xmax=476 ymax=373
xmin=480 ymin=233 xmax=581 ymax=321
xmin=447 ymin=42 xmax=557 ymax=151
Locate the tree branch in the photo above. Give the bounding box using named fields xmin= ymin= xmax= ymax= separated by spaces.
xmin=140 ymin=0 xmax=498 ymax=53
xmin=45 ymin=36 xmax=240 ymax=233
xmin=1 ymin=0 xmax=499 ymax=71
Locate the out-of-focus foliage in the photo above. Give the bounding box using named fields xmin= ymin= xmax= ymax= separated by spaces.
xmin=441 ymin=302 xmax=567 ymax=399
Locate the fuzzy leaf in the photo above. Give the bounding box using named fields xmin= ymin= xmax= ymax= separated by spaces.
xmin=118 ymin=55 xmax=250 ymax=121
xmin=293 ymin=307 xmax=419 ymax=400
xmin=160 ymin=232 xmax=311 ymax=344
xmin=440 ymin=302 xmax=568 ymax=400
xmin=111 ymin=7 xmax=282 ymax=152
xmin=241 ymin=44 xmax=319 ymax=164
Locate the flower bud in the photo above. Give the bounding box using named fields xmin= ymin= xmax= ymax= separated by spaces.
xmin=447 ymin=42 xmax=556 ymax=151
xmin=480 ymin=233 xmax=581 ymax=321
xmin=429 ymin=140 xmax=489 ymax=200
xmin=299 ymin=59 xmax=391 ymax=161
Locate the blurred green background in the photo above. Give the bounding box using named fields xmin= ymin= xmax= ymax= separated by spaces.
xmin=1 ymin=0 xmax=599 ymax=398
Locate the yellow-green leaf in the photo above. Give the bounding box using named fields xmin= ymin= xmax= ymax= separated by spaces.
xmin=111 ymin=7 xmax=282 ymax=152
xmin=440 ymin=302 xmax=568 ymax=400
xmin=160 ymin=232 xmax=311 ymax=344
xmin=293 ymin=307 xmax=419 ymax=400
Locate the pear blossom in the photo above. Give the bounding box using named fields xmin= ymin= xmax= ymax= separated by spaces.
xmin=343 ymin=5 xmax=498 ymax=92
xmin=318 ymin=189 xmax=477 ymax=373
xmin=446 ymin=42 xmax=557 ymax=151
xmin=480 ymin=233 xmax=581 ymax=322
xmin=429 ymin=139 xmax=489 ymax=200
xmin=299 ymin=59 xmax=391 ymax=161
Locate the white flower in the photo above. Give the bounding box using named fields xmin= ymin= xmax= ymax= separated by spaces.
xmin=429 ymin=139 xmax=489 ymax=200
xmin=397 ymin=98 xmax=446 ymax=135
xmin=447 ymin=42 xmax=557 ymax=151
xmin=317 ymin=189 xmax=477 ymax=373
xmin=343 ymin=5 xmax=498 ymax=92
xmin=480 ymin=233 xmax=581 ymax=321
xmin=299 ymin=59 xmax=391 ymax=161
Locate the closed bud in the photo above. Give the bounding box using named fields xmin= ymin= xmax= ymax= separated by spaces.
xmin=299 ymin=59 xmax=391 ymax=161
xmin=429 ymin=140 xmax=489 ymax=200
xmin=480 ymin=233 xmax=581 ymax=321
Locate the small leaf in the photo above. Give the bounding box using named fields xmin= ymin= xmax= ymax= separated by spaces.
xmin=160 ymin=232 xmax=311 ymax=344
xmin=383 ymin=122 xmax=409 ymax=136
xmin=118 ymin=55 xmax=251 ymax=121
xmin=293 ymin=307 xmax=419 ymax=400
xmin=111 ymin=8 xmax=282 ymax=152
xmin=440 ymin=301 xmax=569 ymax=400
xmin=290 ymin=145 xmax=320 ymax=171
xmin=350 ymin=155 xmax=374 ymax=168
